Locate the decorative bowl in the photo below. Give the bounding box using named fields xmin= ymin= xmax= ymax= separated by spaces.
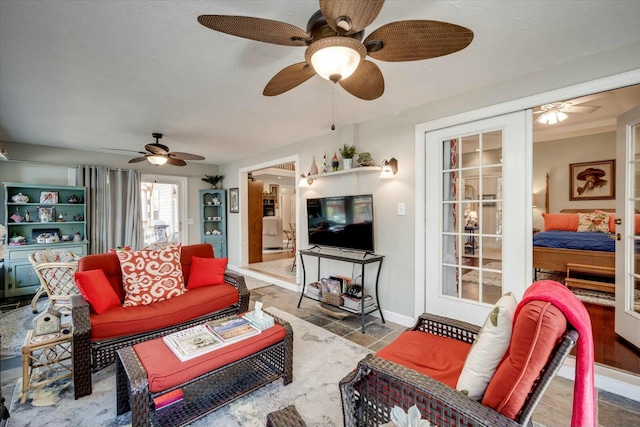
xmin=10 ymin=236 xmax=25 ymax=243
xmin=67 ymin=195 xmax=82 ymax=204
xmin=11 ymin=193 xmax=29 ymax=203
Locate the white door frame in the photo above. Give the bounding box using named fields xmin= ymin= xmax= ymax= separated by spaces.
xmin=236 ymin=155 xmax=301 ymax=291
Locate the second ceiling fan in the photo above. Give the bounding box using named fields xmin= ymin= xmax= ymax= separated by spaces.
xmin=198 ymin=0 xmax=474 ymax=100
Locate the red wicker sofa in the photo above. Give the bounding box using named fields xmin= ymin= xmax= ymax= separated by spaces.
xmin=71 ymin=243 xmax=250 ymax=399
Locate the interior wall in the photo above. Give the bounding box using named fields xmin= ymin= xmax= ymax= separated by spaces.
xmin=533 ymin=131 xmax=615 ymax=230
xmin=0 ymin=141 xmax=221 ymax=247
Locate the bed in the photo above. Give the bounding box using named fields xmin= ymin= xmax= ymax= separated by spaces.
xmin=533 ymin=208 xmax=616 ymax=273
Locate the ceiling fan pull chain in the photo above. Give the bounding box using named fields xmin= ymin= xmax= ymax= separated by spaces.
xmin=331 ymin=84 xmax=336 ymax=131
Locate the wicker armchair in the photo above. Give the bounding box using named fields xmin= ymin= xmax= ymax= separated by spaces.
xmin=340 ymin=313 xmax=578 ymax=427
xmin=28 ymin=249 xmax=80 ymax=315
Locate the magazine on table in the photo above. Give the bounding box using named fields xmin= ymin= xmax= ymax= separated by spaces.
xmin=163 ymin=325 xmax=224 ymax=362
xmin=206 ymin=316 xmax=261 ymax=343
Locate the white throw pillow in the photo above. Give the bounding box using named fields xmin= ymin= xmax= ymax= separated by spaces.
xmin=456 ymin=292 xmax=518 ymax=400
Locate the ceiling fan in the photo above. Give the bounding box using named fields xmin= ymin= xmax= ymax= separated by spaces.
xmin=534 ymin=94 xmax=602 ymax=125
xmin=109 ymin=133 xmax=205 ymax=166
xmin=198 ymin=0 xmax=473 ymax=100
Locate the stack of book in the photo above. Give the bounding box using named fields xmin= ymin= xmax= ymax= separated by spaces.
xmin=163 ymin=316 xmax=261 ymax=362
xmin=342 ymin=294 xmax=375 ymax=312
xmin=306 ymin=281 xmax=323 ymax=299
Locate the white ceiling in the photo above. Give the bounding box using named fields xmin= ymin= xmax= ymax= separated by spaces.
xmin=1 ymin=1 xmax=639 ymax=166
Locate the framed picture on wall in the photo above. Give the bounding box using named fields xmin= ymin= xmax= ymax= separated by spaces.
xmin=569 ymin=159 xmax=615 ymax=200
xmin=229 ymin=188 xmax=239 ymax=213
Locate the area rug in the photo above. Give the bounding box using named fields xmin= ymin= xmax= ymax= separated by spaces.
xmin=7 ymin=307 xmax=372 ymax=427
xmin=1 ymin=299 xmax=52 ymax=356
xmin=461 ymin=261 xmax=503 ymax=287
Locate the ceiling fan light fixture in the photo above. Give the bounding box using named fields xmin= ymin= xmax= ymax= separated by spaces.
xmin=537 ymin=109 xmax=568 ymax=125
xmin=306 ymin=37 xmax=366 ymax=82
xmin=147 ymin=154 xmax=168 ymax=166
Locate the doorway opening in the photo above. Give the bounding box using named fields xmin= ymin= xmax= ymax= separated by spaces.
xmin=532 ymin=83 xmax=640 ymax=375
xmin=140 ymin=174 xmax=187 ymax=247
xmin=243 ymin=160 xmax=297 ymax=284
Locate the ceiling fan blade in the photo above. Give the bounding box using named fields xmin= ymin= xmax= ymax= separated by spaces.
xmin=102 ymin=148 xmax=146 ymax=155
xmin=319 ymin=0 xmax=385 ymax=35
xmin=169 ymin=152 xmax=206 ymax=161
xmin=128 ymin=156 xmax=148 ymax=164
xmin=263 ymin=62 xmax=317 ymax=96
xmin=166 ymin=157 xmax=187 ymax=167
xmin=565 ymin=105 xmax=601 ymax=114
xmin=364 ymin=20 xmax=473 ymax=62
xmin=339 ymin=60 xmax=384 ymax=100
xmin=145 ymin=143 xmax=169 ymax=155
xmin=197 ymin=15 xmax=310 ymax=46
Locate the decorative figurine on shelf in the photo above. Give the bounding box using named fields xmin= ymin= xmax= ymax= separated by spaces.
xmin=74 ymin=213 xmax=84 ymax=221
xmin=310 ymin=155 xmax=319 ymax=175
xmin=73 ymin=231 xmax=82 ymax=242
xmin=332 ymin=153 xmax=339 ymax=171
xmin=58 ymin=212 xmax=66 ymax=222
xmin=24 ymin=210 xmax=30 ymax=222
xmin=322 ymin=151 xmax=328 ymax=173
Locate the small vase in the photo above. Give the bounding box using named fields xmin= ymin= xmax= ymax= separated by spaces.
xmin=310 ymin=155 xmax=319 ymax=175
xmin=211 ymin=184 xmax=217 ymax=189
xmin=357 ymin=152 xmax=374 ymax=167
xmin=343 ymin=158 xmax=353 ymax=170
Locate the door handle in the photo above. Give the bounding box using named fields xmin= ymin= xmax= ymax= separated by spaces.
xmin=608 ymin=233 xmax=621 ymax=240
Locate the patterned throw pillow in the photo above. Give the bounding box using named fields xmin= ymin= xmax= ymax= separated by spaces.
xmin=117 ymin=244 xmax=186 ymax=307
xmin=577 ymin=212 xmax=610 ymax=233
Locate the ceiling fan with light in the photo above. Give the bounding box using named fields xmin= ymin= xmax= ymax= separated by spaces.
xmin=104 ymin=133 xmax=205 ymax=166
xmin=198 ymin=0 xmax=474 ymax=100
xmin=534 ymin=94 xmax=602 ymax=125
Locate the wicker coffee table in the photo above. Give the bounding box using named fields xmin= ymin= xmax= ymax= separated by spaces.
xmin=116 ymin=312 xmax=293 ymax=427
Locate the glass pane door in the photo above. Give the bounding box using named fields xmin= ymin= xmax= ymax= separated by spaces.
xmin=441 ymin=132 xmax=503 ymax=305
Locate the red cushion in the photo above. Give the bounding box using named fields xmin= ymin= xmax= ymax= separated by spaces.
xmin=78 ymin=252 xmax=125 ymax=302
xmin=376 ymin=330 xmax=471 ymax=389
xmin=134 ymin=323 xmax=287 ymax=393
xmin=187 ymin=257 xmax=228 ymax=290
xmin=180 ymin=243 xmax=215 ymax=281
xmin=89 ymin=284 xmax=239 ymax=340
xmin=482 ymin=300 xmax=566 ymax=419
xmin=74 ymin=269 xmax=121 ymax=314
xmin=595 ymin=210 xmax=640 ymax=234
xmin=541 ymin=213 xmax=579 ymax=231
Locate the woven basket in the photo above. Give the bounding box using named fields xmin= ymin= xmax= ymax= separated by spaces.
xmin=322 ymin=292 xmax=343 ymax=307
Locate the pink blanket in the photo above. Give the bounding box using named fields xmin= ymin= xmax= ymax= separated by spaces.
xmin=515 ymin=280 xmax=596 ymax=427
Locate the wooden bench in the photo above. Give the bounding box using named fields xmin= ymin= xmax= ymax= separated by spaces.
xmin=565 ymin=263 xmax=615 ymax=293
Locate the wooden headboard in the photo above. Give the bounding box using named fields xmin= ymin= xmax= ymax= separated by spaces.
xmin=560 ymin=208 xmax=615 ymax=213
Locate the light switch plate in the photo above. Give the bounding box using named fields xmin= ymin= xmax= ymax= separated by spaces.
xmin=397 ymin=203 xmax=406 ymax=216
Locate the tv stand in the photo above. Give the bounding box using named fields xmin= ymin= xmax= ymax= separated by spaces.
xmin=296 ymin=248 xmax=385 ymax=333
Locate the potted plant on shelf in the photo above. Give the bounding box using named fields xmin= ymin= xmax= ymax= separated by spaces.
xmin=202 ymin=174 xmax=224 ymax=189
xmin=339 ymin=144 xmax=356 ymax=170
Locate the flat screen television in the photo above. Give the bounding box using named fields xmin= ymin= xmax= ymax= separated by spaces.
xmin=306 ymin=194 xmax=374 ymax=253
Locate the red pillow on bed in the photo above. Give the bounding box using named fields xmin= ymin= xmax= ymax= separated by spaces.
xmin=541 ymin=213 xmax=578 ymax=231
xmin=595 ymin=210 xmax=640 ymax=234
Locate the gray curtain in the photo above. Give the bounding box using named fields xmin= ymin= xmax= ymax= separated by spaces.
xmin=77 ymin=166 xmax=143 ymax=253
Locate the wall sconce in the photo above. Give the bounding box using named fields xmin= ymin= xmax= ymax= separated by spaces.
xmin=380 ymin=158 xmax=398 ymax=178
xmin=298 ymin=173 xmax=314 ymax=187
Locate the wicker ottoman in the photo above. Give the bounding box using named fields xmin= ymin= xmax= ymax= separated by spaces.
xmin=266 ymin=405 xmax=307 ymax=427
xmin=116 ymin=313 xmax=293 ymax=427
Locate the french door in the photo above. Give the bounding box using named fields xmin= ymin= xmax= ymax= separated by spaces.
xmin=140 ymin=175 xmax=188 ymax=246
xmin=615 ymin=105 xmax=640 ymax=349
xmin=422 ymin=111 xmax=531 ymax=326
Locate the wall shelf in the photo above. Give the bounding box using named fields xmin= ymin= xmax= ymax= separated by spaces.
xmin=306 ymin=166 xmax=381 ymax=181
